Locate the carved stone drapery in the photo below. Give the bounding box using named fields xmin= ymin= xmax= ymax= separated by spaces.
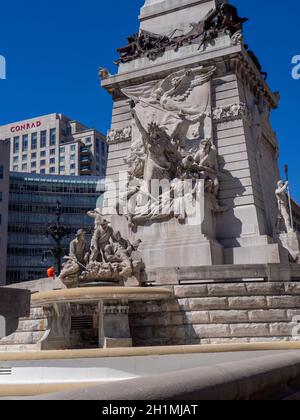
xmin=123 ymin=66 xmax=216 ymax=150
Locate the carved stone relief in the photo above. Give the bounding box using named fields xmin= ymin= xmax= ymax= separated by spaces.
xmin=107 ymin=126 xmax=132 ymax=144
xmin=115 ymin=66 xmax=228 ymax=229
xmin=213 ymin=102 xmax=252 ymax=126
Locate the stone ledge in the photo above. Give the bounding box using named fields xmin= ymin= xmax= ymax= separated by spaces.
xmin=174 ymin=282 xmax=294 ymax=298
xmin=32 ymin=351 xmax=300 ymax=400
xmin=2 ymin=342 xmax=300 ymax=362
xmin=148 ymin=265 xmax=300 ymax=286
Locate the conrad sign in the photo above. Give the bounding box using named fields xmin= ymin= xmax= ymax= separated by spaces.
xmin=10 ymin=121 xmax=42 ymax=133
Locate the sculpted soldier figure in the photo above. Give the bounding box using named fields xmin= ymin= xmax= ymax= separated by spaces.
xmin=59 ymin=229 xmax=89 ymax=288
xmin=276 ymin=180 xmax=293 ymax=233
xmin=131 ymin=108 xmax=182 ymax=185
xmin=195 ymin=138 xmax=220 ymax=197
xmin=89 ymin=219 xmax=114 ymax=263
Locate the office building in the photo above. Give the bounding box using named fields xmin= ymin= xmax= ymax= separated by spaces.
xmin=0 ymin=140 xmax=10 ymax=285
xmin=0 ymin=113 xmax=108 ymax=177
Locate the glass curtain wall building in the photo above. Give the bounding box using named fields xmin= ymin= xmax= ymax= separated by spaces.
xmin=7 ymin=172 xmax=103 ymax=284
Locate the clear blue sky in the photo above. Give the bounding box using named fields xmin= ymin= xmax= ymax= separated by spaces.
xmin=0 ymin=0 xmax=299 ymax=200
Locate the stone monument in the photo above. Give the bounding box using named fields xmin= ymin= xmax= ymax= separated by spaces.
xmin=2 ymin=1 xmax=300 ymax=352
xmin=101 ymin=0 xmax=298 ymax=268
xmin=96 ymin=0 xmax=300 ymax=346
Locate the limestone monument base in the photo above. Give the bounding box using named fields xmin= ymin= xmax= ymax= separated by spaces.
xmin=1 ymin=0 xmax=300 ymax=353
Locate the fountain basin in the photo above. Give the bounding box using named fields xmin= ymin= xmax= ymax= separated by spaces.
xmin=31 ymin=287 xmax=173 ymax=306
xmin=31 ymin=287 xmax=173 ymax=351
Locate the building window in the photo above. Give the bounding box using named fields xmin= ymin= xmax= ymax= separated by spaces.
xmin=40 ymin=151 xmax=46 ymax=157
xmin=22 ymin=135 xmax=29 ymax=152
xmin=0 ymin=165 xmax=3 ymax=179
xmin=13 ymin=137 xmax=20 ymax=154
xmin=85 ymin=137 xmax=92 ymax=145
xmin=13 ymin=156 xmax=18 ymax=163
xmin=96 ymin=138 xmax=100 ymax=154
xmin=70 ymin=154 xmax=75 ymax=161
xmin=13 ymin=165 xmax=18 ymax=171
xmin=22 ymin=154 xmax=27 ymax=161
xmin=50 ymin=149 xmax=56 ymax=156
xmin=60 ymin=157 xmax=65 ymax=163
xmin=40 ymin=131 xmax=47 ymax=148
xmin=70 ymin=163 xmax=76 ymax=170
xmin=40 ymin=160 xmax=46 ymax=166
xmin=70 ymin=145 xmax=76 ymax=152
xmin=40 ymin=169 xmax=46 ymax=174
xmin=22 ymin=163 xmax=27 ymax=171
xmin=60 ymin=146 xmax=65 ymax=154
xmin=31 ymin=162 xmax=37 ymax=168
xmin=31 ymin=133 xmax=38 ymax=150
xmin=49 ymin=167 xmax=55 ymax=174
xmin=50 ymin=128 xmax=56 ymax=146
xmin=50 ymin=158 xmax=55 ymax=165
xmin=31 ymin=152 xmax=37 ymax=159
xmin=59 ymin=166 xmax=65 ymax=173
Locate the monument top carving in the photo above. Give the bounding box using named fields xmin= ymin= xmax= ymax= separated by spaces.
xmin=142 ymin=0 xmax=226 ymax=10
xmin=140 ymin=0 xmax=221 ymax=35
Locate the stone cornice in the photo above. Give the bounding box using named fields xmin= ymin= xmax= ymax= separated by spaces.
xmin=102 ymin=44 xmax=278 ymax=111
xmin=235 ymin=47 xmax=278 ymax=110
xmin=102 ymin=44 xmax=242 ymax=91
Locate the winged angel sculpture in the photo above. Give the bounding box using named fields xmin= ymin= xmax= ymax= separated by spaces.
xmin=118 ymin=66 xmax=227 ymax=229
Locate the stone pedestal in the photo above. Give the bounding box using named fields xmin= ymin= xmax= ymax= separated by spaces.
xmin=39 ymin=300 xmax=133 ymax=350
xmin=275 ymin=232 xmax=300 ymax=262
xmin=102 ymin=0 xmax=290 ymax=268
xmin=222 ymin=235 xmax=289 ymax=265
xmin=98 ymin=300 xmax=132 ymax=348
xmin=41 ymin=303 xmax=71 ymax=351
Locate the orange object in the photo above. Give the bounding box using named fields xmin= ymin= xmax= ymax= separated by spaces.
xmin=47 ymin=267 xmax=55 ymax=278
